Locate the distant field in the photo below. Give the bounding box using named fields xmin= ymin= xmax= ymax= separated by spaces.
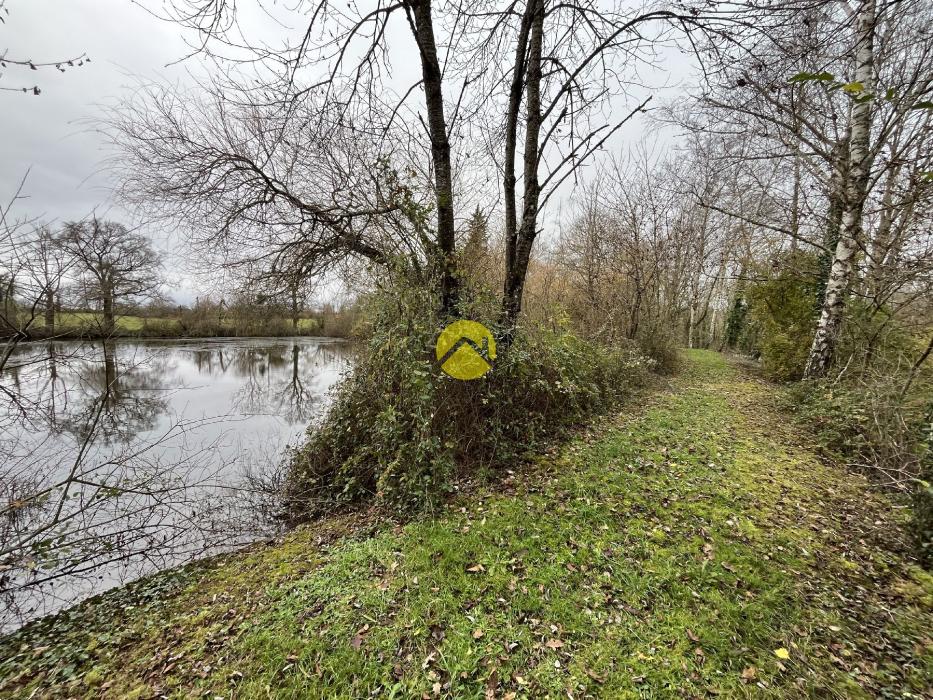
xmin=30 ymin=313 xmax=168 ymax=332
xmin=24 ymin=312 xmax=323 ymax=336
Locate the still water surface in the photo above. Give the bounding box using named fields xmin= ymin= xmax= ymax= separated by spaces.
xmin=0 ymin=337 xmax=350 ymax=631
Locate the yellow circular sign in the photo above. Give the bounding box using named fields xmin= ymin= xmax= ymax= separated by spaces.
xmin=435 ymin=320 xmax=496 ymax=380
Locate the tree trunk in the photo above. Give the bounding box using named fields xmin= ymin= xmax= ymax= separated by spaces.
xmin=291 ymin=286 xmax=299 ymax=331
xmin=900 ymin=333 xmax=933 ymax=400
xmin=3 ymin=276 xmax=14 ymax=321
xmin=407 ymin=0 xmax=458 ymax=315
xmin=816 ymin=136 xmax=849 ymax=310
xmin=502 ymin=5 xmax=534 ymax=315
xmin=865 ymin=163 xmax=900 ymax=301
xmin=790 ymin=135 xmax=802 ymax=250
xmin=804 ymin=0 xmax=875 ymax=379
xmin=102 ymin=286 xmax=115 ymax=336
xmin=44 ymin=288 xmax=55 ymax=334
xmin=501 ymin=0 xmax=545 ymax=332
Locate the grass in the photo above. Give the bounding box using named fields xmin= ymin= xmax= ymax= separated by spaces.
xmin=22 ymin=312 xmax=323 ymax=337
xmin=30 ymin=311 xmax=150 ymax=332
xmin=1 ymin=350 xmax=930 ymax=698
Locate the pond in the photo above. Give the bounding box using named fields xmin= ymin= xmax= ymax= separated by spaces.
xmin=0 ymin=336 xmax=351 ymax=632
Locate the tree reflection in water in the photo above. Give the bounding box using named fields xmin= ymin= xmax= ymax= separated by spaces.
xmin=57 ymin=341 xmax=170 ymax=445
xmin=0 ymin=337 xmax=349 ymax=631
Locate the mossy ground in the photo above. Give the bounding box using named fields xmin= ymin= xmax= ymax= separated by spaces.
xmin=1 ymin=350 xmax=930 ymax=698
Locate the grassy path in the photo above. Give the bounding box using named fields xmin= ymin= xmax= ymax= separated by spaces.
xmin=2 ymin=350 xmax=930 ymax=698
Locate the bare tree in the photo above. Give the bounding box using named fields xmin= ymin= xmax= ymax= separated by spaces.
xmin=111 ymin=0 xmax=735 ymax=335
xmin=1 ymin=177 xmax=69 ymax=355
xmin=59 ymin=219 xmax=163 ymax=336
xmin=671 ymin=0 xmax=932 ymax=377
xmin=27 ymin=226 xmax=67 ymax=335
xmin=804 ymin=0 xmax=879 ymax=377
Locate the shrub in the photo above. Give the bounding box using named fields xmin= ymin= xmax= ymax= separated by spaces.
xmin=744 ymin=251 xmax=823 ymax=381
xmin=635 ymin=324 xmax=680 ymax=375
xmin=788 ymin=356 xmax=932 ymax=566
xmin=285 ymin=280 xmax=655 ymax=520
xmin=916 ymin=459 xmax=933 ymax=568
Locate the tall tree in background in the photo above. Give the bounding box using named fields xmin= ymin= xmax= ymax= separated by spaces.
xmin=59 ymin=219 xmax=163 ymax=335
xmin=1 ymin=178 xmax=70 ymax=353
xmin=28 ymin=226 xmax=67 ymax=335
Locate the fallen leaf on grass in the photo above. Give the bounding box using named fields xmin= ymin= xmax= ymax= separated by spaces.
xmin=466 ymin=564 xmax=486 ymax=573
xmin=350 ymin=623 xmax=370 ymax=651
xmin=473 ymin=629 xmax=484 ymax=639
xmin=741 ymin=666 xmax=757 ymax=682
xmin=773 ymin=647 xmax=790 ymax=660
xmin=485 ymin=669 xmax=498 ymax=700
xmin=544 ymin=639 xmax=564 ymax=649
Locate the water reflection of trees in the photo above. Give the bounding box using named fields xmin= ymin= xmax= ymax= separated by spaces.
xmin=57 ymin=342 xmax=171 ymax=445
xmin=184 ymin=341 xmax=348 ymax=423
xmin=0 ymin=341 xmax=208 ymax=631
xmin=1 ymin=338 xmax=348 ymax=630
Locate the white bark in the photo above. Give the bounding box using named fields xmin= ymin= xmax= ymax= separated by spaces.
xmin=804 ymin=0 xmax=876 ymax=379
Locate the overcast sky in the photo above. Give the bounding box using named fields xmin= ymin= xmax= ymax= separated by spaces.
xmin=2 ymin=1 xmax=189 ymax=218
xmin=2 ymin=0 xmax=694 ymax=304
xmin=0 ymin=1 xmax=197 ymax=298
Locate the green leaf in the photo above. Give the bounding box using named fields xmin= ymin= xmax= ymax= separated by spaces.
xmin=911 ymin=100 xmax=933 ymax=110
xmin=884 ymin=88 xmax=897 ymax=101
xmin=842 ymin=81 xmax=864 ymax=94
xmin=788 ymin=71 xmax=835 ymax=83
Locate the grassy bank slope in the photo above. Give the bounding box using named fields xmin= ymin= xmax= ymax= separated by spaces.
xmin=1 ymin=351 xmax=930 ymax=698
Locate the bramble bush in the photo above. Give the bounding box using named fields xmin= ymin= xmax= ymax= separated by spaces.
xmin=285 ymin=278 xmax=655 ymax=519
xmin=786 ymin=324 xmax=932 ymax=567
